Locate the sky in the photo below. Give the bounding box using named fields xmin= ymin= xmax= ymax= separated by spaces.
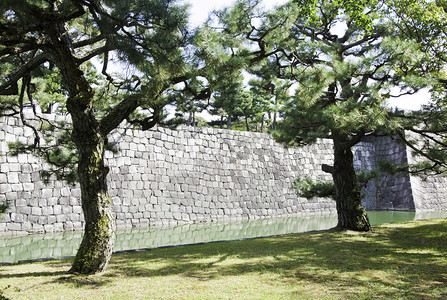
xmin=185 ymin=0 xmax=289 ymax=27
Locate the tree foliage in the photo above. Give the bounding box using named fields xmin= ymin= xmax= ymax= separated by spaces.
xmin=381 ymin=0 xmax=447 ymax=176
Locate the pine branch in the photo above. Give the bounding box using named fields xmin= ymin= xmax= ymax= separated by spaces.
xmin=0 ymin=54 xmax=48 ymax=95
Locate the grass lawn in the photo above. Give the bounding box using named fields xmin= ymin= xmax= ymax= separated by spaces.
xmin=1 ymin=218 xmax=446 ymax=300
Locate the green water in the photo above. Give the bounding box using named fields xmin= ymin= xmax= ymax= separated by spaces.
xmin=1 ymin=210 xmax=446 ymax=264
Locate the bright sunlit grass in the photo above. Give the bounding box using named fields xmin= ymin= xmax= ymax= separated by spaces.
xmin=1 ymin=218 xmax=446 ymax=299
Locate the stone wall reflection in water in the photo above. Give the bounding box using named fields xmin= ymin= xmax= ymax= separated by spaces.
xmin=1 ymin=210 xmax=446 ymax=264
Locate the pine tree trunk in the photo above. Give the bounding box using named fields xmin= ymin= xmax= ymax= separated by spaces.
xmin=43 ymin=16 xmax=117 ymax=274
xmin=227 ymin=115 xmax=232 ymax=129
xmin=68 ymin=110 xmax=116 ymax=274
xmin=332 ymin=133 xmax=370 ymax=231
xmin=260 ymin=114 xmax=265 ymax=133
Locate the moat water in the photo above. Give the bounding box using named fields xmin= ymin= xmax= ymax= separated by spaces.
xmin=1 ymin=210 xmax=446 ymax=264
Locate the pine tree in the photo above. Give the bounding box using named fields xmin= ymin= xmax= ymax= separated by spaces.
xmin=215 ymin=0 xmax=447 ymax=231
xmin=0 ymin=0 xmax=191 ymax=274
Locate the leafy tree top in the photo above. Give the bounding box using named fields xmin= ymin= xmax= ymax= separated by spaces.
xmin=0 ymin=0 xmax=192 ymax=123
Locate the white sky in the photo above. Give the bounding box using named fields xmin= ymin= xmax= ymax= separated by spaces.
xmin=185 ymin=0 xmax=288 ymax=27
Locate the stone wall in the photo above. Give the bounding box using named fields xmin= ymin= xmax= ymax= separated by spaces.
xmin=106 ymin=124 xmax=336 ymax=229
xmin=369 ymin=135 xmax=415 ymax=210
xmin=1 ymin=114 xmax=336 ymax=234
xmin=1 ymin=114 xmax=447 ymax=235
xmin=353 ymin=139 xmax=377 ymax=210
xmin=355 ymin=134 xmax=447 ymax=211
xmin=404 ymin=132 xmax=447 ymax=211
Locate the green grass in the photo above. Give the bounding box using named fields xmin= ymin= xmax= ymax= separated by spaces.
xmin=1 ymin=218 xmax=446 ymax=299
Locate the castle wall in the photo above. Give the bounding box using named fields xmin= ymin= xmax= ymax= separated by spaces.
xmin=404 ymin=132 xmax=447 ymax=211
xmin=1 ymin=114 xmax=336 ymax=234
xmin=1 ymin=114 xmax=446 ymax=235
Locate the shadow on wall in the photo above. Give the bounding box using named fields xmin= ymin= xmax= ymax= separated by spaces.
xmin=0 ymin=201 xmax=8 ymax=215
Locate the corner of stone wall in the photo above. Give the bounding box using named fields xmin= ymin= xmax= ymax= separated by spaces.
xmin=404 ymin=131 xmax=447 ymax=211
xmin=371 ymin=134 xmax=416 ymax=211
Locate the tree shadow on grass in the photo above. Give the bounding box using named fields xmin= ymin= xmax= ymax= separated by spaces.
xmin=103 ymin=219 xmax=447 ymax=298
xmin=50 ymin=275 xmax=112 ymax=289
xmin=0 ymin=219 xmax=445 ymax=298
xmin=382 ymin=220 xmax=447 ymax=252
xmin=0 ymin=270 xmax=67 ymax=279
xmin=0 ymin=259 xmax=112 ymax=292
xmin=0 ymin=259 xmax=72 ymax=278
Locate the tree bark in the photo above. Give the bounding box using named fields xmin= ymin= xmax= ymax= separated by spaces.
xmin=227 ymin=114 xmax=232 ymax=129
xmin=68 ymin=107 xmax=116 ymax=274
xmin=331 ymin=132 xmax=371 ymax=231
xmin=41 ymin=20 xmax=117 ymax=273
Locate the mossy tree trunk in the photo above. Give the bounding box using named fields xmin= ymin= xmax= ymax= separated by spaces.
xmin=331 ymin=132 xmax=371 ymax=231
xmin=45 ymin=23 xmax=117 ymax=274
xmin=68 ymin=108 xmax=116 ymax=274
xmin=64 ymin=80 xmax=116 ymax=274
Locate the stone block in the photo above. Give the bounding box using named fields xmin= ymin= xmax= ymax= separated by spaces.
xmin=22 ymin=182 xmax=34 ymax=191
xmin=56 ymin=214 xmax=67 ymax=223
xmin=14 ymin=199 xmax=27 ymax=208
xmin=60 ymin=187 xmax=71 ymax=197
xmin=73 ymin=206 xmax=82 ymax=214
xmin=31 ymin=207 xmax=42 ymax=216
xmin=75 ymin=220 xmax=85 ymax=231
xmin=69 ymin=197 xmax=79 ymax=206
xmin=71 ymin=188 xmax=81 ymax=197
xmin=10 ymin=213 xmax=24 ymax=222
xmin=7 ymin=222 xmax=22 ymax=231
xmin=53 ymin=223 xmax=64 ymax=232
xmin=42 ymin=207 xmax=53 ymax=216
xmin=38 ymin=198 xmax=47 ymax=207
xmin=0 ymin=184 xmax=11 ymax=194
xmin=11 ymin=183 xmax=22 ymax=192
xmin=21 ymin=222 xmax=32 ymax=231
xmin=0 ymin=173 xmax=7 ymax=183
xmin=47 ymin=215 xmax=57 ymax=224
xmin=64 ymin=222 xmax=74 ymax=231
xmin=38 ymin=216 xmax=48 ymax=224
xmin=62 ymin=206 xmax=72 ymax=214
xmin=5 ymin=132 xmax=16 ymax=142
xmin=44 ymin=224 xmax=55 ymax=233
xmin=69 ymin=213 xmax=80 ymax=221
xmin=172 ymin=212 xmax=182 ymax=220
xmin=41 ymin=188 xmax=52 ymax=198
xmin=6 ymin=155 xmax=18 ymax=163
xmin=7 ymin=172 xmax=19 ymax=183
